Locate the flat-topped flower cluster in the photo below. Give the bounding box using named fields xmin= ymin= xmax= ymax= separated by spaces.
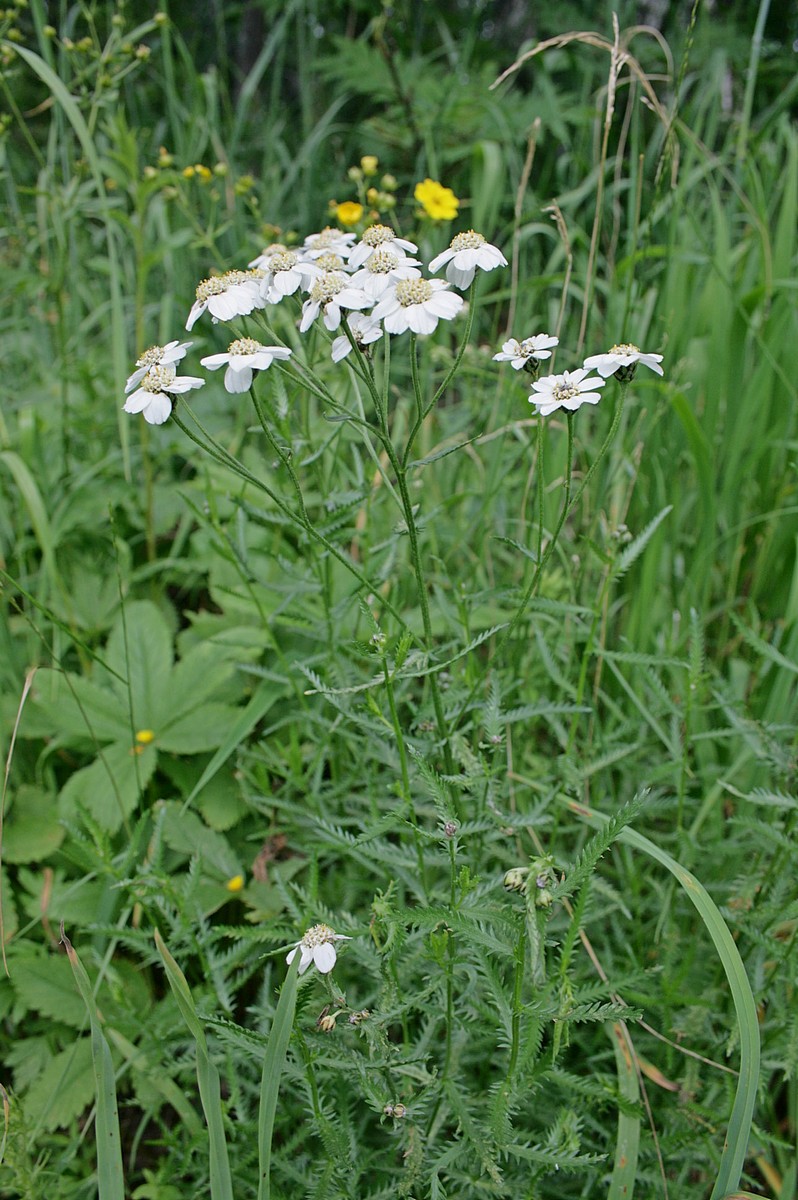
xmin=123 ymin=214 xmax=662 ymax=427
xmin=124 ymin=223 xmax=507 ymax=423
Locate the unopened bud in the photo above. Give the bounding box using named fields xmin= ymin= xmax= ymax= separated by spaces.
xmin=503 ymin=867 xmax=530 ymax=894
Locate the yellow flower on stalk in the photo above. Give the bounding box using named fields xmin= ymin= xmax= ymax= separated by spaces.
xmin=225 ymin=874 xmax=245 ymax=893
xmin=335 ymin=201 xmax=364 ymax=227
xmin=414 ymin=178 xmax=459 ymax=220
xmin=360 ymin=155 xmax=379 ymax=176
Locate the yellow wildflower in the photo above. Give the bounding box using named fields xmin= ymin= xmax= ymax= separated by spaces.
xmin=414 ymin=178 xmax=459 ymax=220
xmin=135 ymin=729 xmax=155 ymax=745
xmin=360 ymin=155 xmax=379 ymax=176
xmin=225 ymin=874 xmax=245 ymax=893
xmin=335 ymin=201 xmax=364 ymax=227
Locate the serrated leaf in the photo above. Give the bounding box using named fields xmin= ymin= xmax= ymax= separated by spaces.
xmin=102 ymin=601 xmax=174 ymax=719
xmin=2 ymin=785 xmax=64 ymax=862
xmin=23 ymin=1037 xmax=95 ymax=1131
xmin=58 ymin=741 xmax=157 ymax=833
xmin=158 ymin=703 xmax=246 ymax=753
xmin=9 ymin=949 xmax=91 ymax=1027
xmin=159 ymin=801 xmax=240 ymax=877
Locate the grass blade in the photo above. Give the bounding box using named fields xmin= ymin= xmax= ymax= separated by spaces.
xmin=607 ymin=1022 xmax=641 ymax=1200
xmin=258 ymin=952 xmax=300 ymax=1200
xmin=154 ymin=930 xmax=234 ymax=1200
xmin=568 ymin=800 xmax=760 ymax=1199
xmin=60 ymin=925 xmax=124 ymax=1200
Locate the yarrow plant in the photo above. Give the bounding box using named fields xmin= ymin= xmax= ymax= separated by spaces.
xmin=285 ymin=924 xmax=351 ymax=975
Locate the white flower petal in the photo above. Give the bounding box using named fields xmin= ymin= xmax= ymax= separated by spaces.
xmin=224 ymin=364 xmax=252 ymax=393
xmin=142 ymin=393 xmax=172 ymax=425
xmin=313 ymin=943 xmax=337 ymax=974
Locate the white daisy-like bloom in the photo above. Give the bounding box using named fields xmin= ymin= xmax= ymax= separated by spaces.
xmin=286 ymin=923 xmax=351 ymax=975
xmin=493 ymin=334 xmax=559 ymax=372
xmin=371 ymin=277 xmax=463 ymax=336
xmin=200 ymin=337 xmax=292 ymax=394
xmin=348 ymin=223 xmax=418 ymax=270
xmin=583 ymin=343 xmax=664 ymax=380
xmin=350 ymin=248 xmax=423 ymax=302
xmin=257 ymin=249 xmax=320 ymax=304
xmin=529 ymin=368 xmax=606 ymax=417
xmin=428 ymin=230 xmax=507 ymax=289
xmin=247 ymin=242 xmax=290 ymax=270
xmin=123 ymin=364 xmax=204 ymax=425
xmin=186 ymin=269 xmax=265 ymax=331
xmin=125 ymin=340 xmax=192 ymax=392
xmin=299 ymin=271 xmax=371 ymax=333
xmin=302 ymin=226 xmax=357 ymax=261
xmin=331 ymin=313 xmax=383 ymax=362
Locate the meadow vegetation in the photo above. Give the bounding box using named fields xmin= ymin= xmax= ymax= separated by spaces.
xmin=0 ymin=2 xmax=796 ymax=1197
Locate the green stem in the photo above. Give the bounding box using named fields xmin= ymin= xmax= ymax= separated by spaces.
xmin=497 ymin=385 xmax=627 ymax=664
xmin=170 ymin=406 xmax=410 ymax=633
xmin=382 ymin=655 xmax=428 ymax=894
xmin=507 ymin=913 xmax=527 ymax=1080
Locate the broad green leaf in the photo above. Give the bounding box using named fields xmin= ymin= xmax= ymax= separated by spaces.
xmin=25 ymin=669 xmax=131 ymax=745
xmin=59 ymin=740 xmax=157 ymax=832
xmin=102 ymin=601 xmax=174 ymax=719
xmin=23 ymin=1037 xmax=95 ymax=1131
xmin=159 ymin=801 xmax=240 ymax=878
xmin=158 ymin=703 xmax=245 ymax=753
xmin=2 ymin=785 xmax=64 ymax=863
xmin=9 ymin=947 xmax=91 ymax=1027
xmin=162 ymin=641 xmax=239 ymax=716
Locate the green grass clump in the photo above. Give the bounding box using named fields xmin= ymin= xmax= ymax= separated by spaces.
xmin=0 ymin=3 xmax=796 ymax=1198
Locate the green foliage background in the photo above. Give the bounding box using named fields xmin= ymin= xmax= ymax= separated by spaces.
xmin=0 ymin=1 xmax=797 ymax=1198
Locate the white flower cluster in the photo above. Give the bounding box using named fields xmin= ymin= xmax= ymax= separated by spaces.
xmin=123 ymin=224 xmax=507 ymax=422
xmin=494 ymin=336 xmax=663 ymax=417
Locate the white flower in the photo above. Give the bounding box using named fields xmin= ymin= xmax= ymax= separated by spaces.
xmin=350 ymin=249 xmax=422 ymax=302
xmin=348 ymin=223 xmax=418 ymax=270
xmin=582 ymin=343 xmax=664 ymax=380
xmin=529 ymin=368 xmax=606 ymax=417
xmin=493 ymin=334 xmax=559 ymax=372
xmin=257 ymin=249 xmax=320 ymax=304
xmin=331 ymin=313 xmax=383 ymax=362
xmin=248 ymin=242 xmax=291 ymax=270
xmin=302 ymin=226 xmax=357 ymax=260
xmin=200 ymin=338 xmax=292 ymax=393
xmin=299 ymin=271 xmax=371 ymax=333
xmin=125 ymin=340 xmax=192 ymax=392
xmin=286 ymin=923 xmax=350 ymax=975
xmin=428 ymin=230 xmax=507 ymax=289
xmin=186 ymin=270 xmax=265 ymax=331
xmin=123 ymin=364 xmax=204 ymax=425
xmin=371 ymin=277 xmax=463 ymax=336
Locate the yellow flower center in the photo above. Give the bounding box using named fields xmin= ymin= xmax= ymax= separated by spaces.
xmin=362 ymin=223 xmax=394 ymax=247
xmin=310 ymin=273 xmax=346 ymax=304
xmin=268 ymin=250 xmax=298 ymax=273
xmin=308 ymin=226 xmax=344 ymax=248
xmin=228 ymin=338 xmax=263 ymax=356
xmin=315 ymin=252 xmax=345 ymax=271
xmin=519 ymin=339 xmax=542 ymax=357
xmin=142 ymin=366 xmax=176 ymax=392
xmin=395 ymin=278 xmax=433 ymax=306
xmin=609 ymin=342 xmax=639 ymax=355
xmin=450 ymin=230 xmax=485 ymax=251
xmin=302 ymin=923 xmax=335 ymax=947
xmin=551 ymin=381 xmax=580 ymax=403
xmin=136 ymin=345 xmax=165 ymax=368
xmin=365 ymin=249 xmax=399 ymax=274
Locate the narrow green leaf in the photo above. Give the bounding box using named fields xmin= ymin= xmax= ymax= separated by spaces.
xmin=607 ymin=1022 xmax=640 ymax=1200
xmin=61 ymin=926 xmax=124 ymax=1200
xmin=258 ymin=953 xmax=300 ymax=1200
xmin=568 ymin=800 xmax=760 ymax=1200
xmin=154 ymin=930 xmax=234 ymax=1200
